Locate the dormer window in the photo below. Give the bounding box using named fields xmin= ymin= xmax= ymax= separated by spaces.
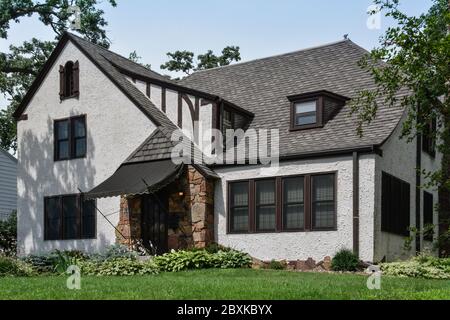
xmin=288 ymin=91 xmax=349 ymax=131
xmin=59 ymin=61 xmax=79 ymax=100
xmin=294 ymin=100 xmax=319 ymax=126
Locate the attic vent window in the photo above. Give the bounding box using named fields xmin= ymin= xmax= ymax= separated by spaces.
xmin=288 ymin=91 xmax=350 ymax=131
xmin=59 ymin=61 xmax=79 ymax=100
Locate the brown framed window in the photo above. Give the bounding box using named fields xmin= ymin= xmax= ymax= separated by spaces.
xmin=282 ymin=176 xmax=305 ymax=230
xmin=44 ymin=194 xmax=96 ymax=240
xmin=423 ymin=191 xmax=434 ymax=241
xmin=422 ymin=118 xmax=436 ymax=157
xmin=294 ymin=100 xmax=318 ymax=126
xmin=381 ymin=172 xmax=411 ymax=236
xmin=312 ymin=174 xmax=336 ymax=230
xmin=229 ymin=182 xmax=249 ymax=233
xmin=59 ymin=61 xmax=79 ymax=100
xmin=227 ymin=172 xmax=336 ymax=234
xmin=54 ymin=115 xmax=87 ymax=161
xmin=255 ymin=179 xmax=276 ymax=232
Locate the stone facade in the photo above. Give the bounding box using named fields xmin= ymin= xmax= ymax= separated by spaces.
xmin=252 ymin=256 xmax=333 ymax=272
xmin=116 ymin=165 xmax=214 ymax=252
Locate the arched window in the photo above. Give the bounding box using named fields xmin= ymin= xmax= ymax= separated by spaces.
xmin=59 ymin=61 xmax=79 ymax=99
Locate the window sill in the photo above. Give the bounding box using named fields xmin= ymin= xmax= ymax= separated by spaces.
xmin=227 ymin=228 xmax=337 ymax=235
xmin=60 ymin=94 xmax=80 ymax=101
xmin=54 ymin=155 xmax=87 ymax=162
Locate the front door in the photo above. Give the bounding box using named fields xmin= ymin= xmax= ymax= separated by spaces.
xmin=141 ymin=193 xmax=168 ymax=255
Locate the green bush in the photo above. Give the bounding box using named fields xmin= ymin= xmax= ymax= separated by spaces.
xmin=78 ymin=258 xmax=158 ymax=276
xmin=0 ymin=255 xmax=34 ymax=277
xmin=381 ymin=255 xmax=450 ymax=280
xmin=23 ymin=250 xmax=88 ymax=274
xmin=153 ymin=249 xmax=251 ymax=272
xmin=0 ymin=211 xmax=17 ymax=256
xmin=88 ymin=244 xmax=138 ymax=262
xmin=331 ymin=249 xmax=360 ymax=271
xmin=267 ymin=260 xmax=285 ymax=270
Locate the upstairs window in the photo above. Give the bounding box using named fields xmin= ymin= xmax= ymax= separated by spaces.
xmin=222 ymin=109 xmax=234 ymax=132
xmin=422 ymin=117 xmax=436 ymax=157
xmin=288 ymin=91 xmax=349 ymax=131
xmin=54 ymin=115 xmax=87 ymax=161
xmin=59 ymin=61 xmax=79 ymax=100
xmin=294 ymin=100 xmax=318 ymax=126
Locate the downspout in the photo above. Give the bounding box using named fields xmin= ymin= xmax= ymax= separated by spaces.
xmin=353 ymin=151 xmax=360 ymax=257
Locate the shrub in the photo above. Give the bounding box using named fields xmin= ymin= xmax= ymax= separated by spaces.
xmin=153 ymin=249 xmax=251 ymax=272
xmin=381 ymin=255 xmax=450 ymax=280
xmin=331 ymin=249 xmax=360 ymax=271
xmin=0 ymin=211 xmax=17 ymax=256
xmin=78 ymin=258 xmax=158 ymax=276
xmin=267 ymin=260 xmax=285 ymax=270
xmin=88 ymin=244 xmax=138 ymax=262
xmin=0 ymin=255 xmax=34 ymax=277
xmin=23 ymin=250 xmax=88 ymax=274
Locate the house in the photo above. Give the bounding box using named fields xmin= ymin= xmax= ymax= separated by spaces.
xmin=0 ymin=148 xmax=17 ymax=220
xmin=13 ymin=32 xmax=441 ymax=262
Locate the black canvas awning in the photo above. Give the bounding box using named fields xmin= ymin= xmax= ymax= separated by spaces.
xmin=86 ymin=160 xmax=183 ymax=199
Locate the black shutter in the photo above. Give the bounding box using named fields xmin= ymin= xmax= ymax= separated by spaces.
xmin=73 ymin=61 xmax=79 ymax=96
xmin=59 ymin=65 xmax=65 ymax=99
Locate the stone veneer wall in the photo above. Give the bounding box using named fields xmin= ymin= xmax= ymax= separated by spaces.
xmin=116 ymin=165 xmax=214 ymax=251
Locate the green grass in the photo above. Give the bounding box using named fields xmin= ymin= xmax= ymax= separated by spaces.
xmin=0 ymin=269 xmax=449 ymax=300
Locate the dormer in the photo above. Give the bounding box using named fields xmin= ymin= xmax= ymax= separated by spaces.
xmin=287 ymin=90 xmax=350 ymax=131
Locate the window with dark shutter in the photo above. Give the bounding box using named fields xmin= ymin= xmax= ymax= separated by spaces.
xmin=381 ymin=172 xmax=411 ymax=236
xmin=59 ymin=61 xmax=79 ymax=99
xmin=423 ymin=191 xmax=434 ymax=241
xmin=44 ymin=194 xmax=96 ymax=240
xmin=422 ymin=118 xmax=436 ymax=157
xmin=54 ymin=115 xmax=87 ymax=161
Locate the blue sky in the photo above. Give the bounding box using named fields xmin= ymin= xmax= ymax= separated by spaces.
xmin=0 ymin=0 xmax=433 ymax=109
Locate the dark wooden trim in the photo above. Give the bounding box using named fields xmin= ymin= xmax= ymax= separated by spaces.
xmin=290 ymin=97 xmax=323 ymax=131
xmin=161 ymin=87 xmax=166 ymax=113
xmin=287 ymin=90 xmax=350 ymax=103
xmin=18 ymin=114 xmax=28 ymax=121
xmin=177 ymin=92 xmax=183 ymax=127
xmin=353 ymin=151 xmax=360 ymax=257
xmin=194 ymin=97 xmax=200 ymax=143
xmin=226 ymin=171 xmax=337 ymax=234
xmin=416 ymin=133 xmax=422 ymax=252
xmin=146 ymin=82 xmax=151 ymax=98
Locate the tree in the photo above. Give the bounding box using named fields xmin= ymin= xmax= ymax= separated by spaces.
xmin=0 ymin=0 xmax=117 ymax=153
xmin=128 ymin=50 xmax=151 ymax=70
xmin=351 ymin=0 xmax=450 ymax=255
xmin=160 ymin=46 xmax=241 ymax=75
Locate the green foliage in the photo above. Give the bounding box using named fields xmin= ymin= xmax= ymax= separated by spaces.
xmin=0 ymin=255 xmax=34 ymax=277
xmin=23 ymin=249 xmax=87 ymax=274
xmin=0 ymin=211 xmax=16 ymax=256
xmin=0 ymin=0 xmax=117 ymax=152
xmin=160 ymin=46 xmax=241 ymax=76
xmin=381 ymin=255 xmax=450 ymax=279
xmin=331 ymin=249 xmax=360 ymax=271
xmin=78 ymin=258 xmax=158 ymax=276
xmin=267 ymin=260 xmax=286 ymax=270
xmin=89 ymin=244 xmax=138 ymax=262
xmin=153 ymin=249 xmax=251 ymax=272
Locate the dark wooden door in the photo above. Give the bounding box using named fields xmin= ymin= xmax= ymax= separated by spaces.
xmin=141 ymin=194 xmax=168 ymax=255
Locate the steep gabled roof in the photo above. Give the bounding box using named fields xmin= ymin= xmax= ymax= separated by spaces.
xmin=14 ymin=32 xmax=217 ymax=178
xmin=180 ymin=40 xmax=406 ymax=158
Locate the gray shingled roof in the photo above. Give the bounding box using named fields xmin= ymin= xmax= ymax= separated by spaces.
xmin=67 ymin=33 xmax=218 ymax=178
xmin=179 ymin=40 xmax=406 ymax=157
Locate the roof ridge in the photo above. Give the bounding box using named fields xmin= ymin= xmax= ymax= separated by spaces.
xmin=188 ymin=39 xmax=352 ymax=75
xmin=66 ymin=32 xmax=168 ymax=80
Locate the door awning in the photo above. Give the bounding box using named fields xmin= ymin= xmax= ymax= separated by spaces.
xmin=85 ymin=160 xmax=183 ymax=199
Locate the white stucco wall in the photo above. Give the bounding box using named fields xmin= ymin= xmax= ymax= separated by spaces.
xmin=16 ymin=41 xmax=156 ymax=256
xmin=374 ymin=115 xmax=420 ymax=261
xmin=213 ymin=155 xmax=376 ymax=262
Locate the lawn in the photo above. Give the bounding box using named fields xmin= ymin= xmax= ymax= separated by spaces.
xmin=0 ymin=269 xmax=449 ymax=300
